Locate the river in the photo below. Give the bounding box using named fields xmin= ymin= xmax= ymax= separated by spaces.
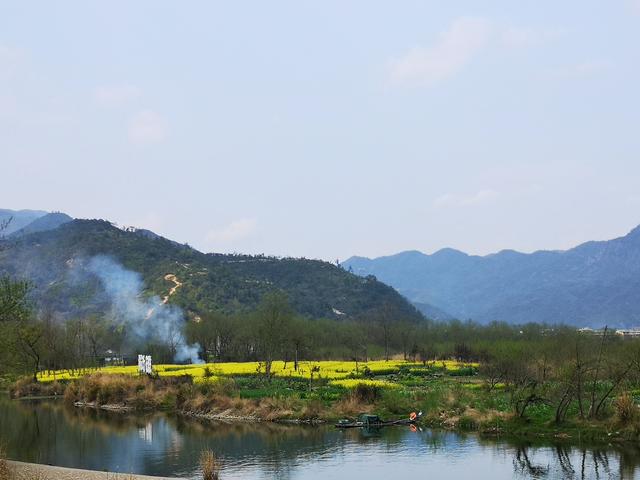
xmin=1 ymin=396 xmax=639 ymax=479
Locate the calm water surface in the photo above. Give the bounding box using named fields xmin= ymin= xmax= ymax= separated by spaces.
xmin=1 ymin=396 xmax=639 ymax=479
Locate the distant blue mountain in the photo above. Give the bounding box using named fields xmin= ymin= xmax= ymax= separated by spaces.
xmin=412 ymin=301 xmax=455 ymax=321
xmin=344 ymin=226 xmax=640 ymax=327
xmin=0 ymin=209 xmax=48 ymax=235
xmin=9 ymin=212 xmax=73 ymax=237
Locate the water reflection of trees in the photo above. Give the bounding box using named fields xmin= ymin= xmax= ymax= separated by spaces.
xmin=4 ymin=397 xmax=640 ymax=479
xmin=165 ymin=415 xmax=338 ymax=479
xmin=509 ymin=442 xmax=640 ymax=479
xmin=514 ymin=446 xmax=549 ymax=477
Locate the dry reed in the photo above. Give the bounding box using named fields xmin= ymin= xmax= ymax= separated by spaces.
xmin=199 ymin=449 xmax=220 ymax=480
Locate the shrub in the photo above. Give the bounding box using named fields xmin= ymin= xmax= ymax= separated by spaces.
xmin=615 ymin=392 xmax=637 ymax=423
xmin=175 ymin=383 xmax=196 ymax=409
xmin=9 ymin=377 xmax=65 ymax=399
xmin=449 ymin=366 xmax=478 ymax=377
xmin=199 ymin=378 xmax=237 ymax=397
xmin=352 ymin=384 xmax=381 ymax=403
xmin=254 ymin=395 xmax=301 ymax=420
xmin=200 ymin=449 xmax=220 ymax=480
xmin=64 ymin=374 xmax=173 ymax=409
xmin=301 ymin=400 xmax=324 ymax=419
xmin=64 ymin=382 xmax=79 ymax=405
xmin=378 ymin=389 xmax=414 ymax=415
xmin=458 ymin=415 xmax=479 ymax=430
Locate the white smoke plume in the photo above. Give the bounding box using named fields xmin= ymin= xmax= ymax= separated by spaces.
xmin=85 ymin=255 xmax=202 ymax=364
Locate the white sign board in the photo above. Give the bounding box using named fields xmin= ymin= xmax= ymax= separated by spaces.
xmin=137 ymin=354 xmax=153 ymax=375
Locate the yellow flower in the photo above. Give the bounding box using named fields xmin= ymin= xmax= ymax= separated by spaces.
xmin=35 ymin=359 xmax=478 ymax=382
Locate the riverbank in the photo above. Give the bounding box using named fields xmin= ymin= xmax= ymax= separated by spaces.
xmin=10 ymin=359 xmax=640 ymax=446
xmin=3 ymin=460 xmax=180 ymax=480
xmin=5 ymin=396 xmax=638 ymax=480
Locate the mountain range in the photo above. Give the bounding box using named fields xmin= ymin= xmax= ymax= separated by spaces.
xmin=0 ymin=210 xmax=422 ymax=323
xmin=343 ymin=226 xmax=640 ymax=327
xmin=5 ymin=208 xmax=639 ymax=328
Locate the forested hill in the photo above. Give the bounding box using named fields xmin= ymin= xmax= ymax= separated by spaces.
xmin=0 ymin=219 xmax=423 ymax=322
xmin=344 ymin=225 xmax=640 ymax=327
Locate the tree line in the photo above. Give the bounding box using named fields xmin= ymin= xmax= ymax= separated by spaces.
xmin=3 ymin=270 xmax=640 ymax=423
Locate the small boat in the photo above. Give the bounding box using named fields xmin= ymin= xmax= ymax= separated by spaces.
xmin=335 ymin=412 xmax=421 ymax=429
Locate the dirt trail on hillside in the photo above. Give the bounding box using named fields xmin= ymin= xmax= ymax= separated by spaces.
xmin=162 ymin=274 xmax=182 ymax=304
xmin=145 ymin=274 xmax=183 ymax=319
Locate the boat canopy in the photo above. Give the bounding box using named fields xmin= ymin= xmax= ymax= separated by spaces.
xmin=357 ymin=414 xmax=381 ymax=425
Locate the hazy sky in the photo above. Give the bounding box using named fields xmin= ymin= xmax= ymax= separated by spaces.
xmin=1 ymin=1 xmax=639 ymax=261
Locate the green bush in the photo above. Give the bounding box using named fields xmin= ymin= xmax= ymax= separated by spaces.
xmin=458 ymin=415 xmax=479 ymax=430
xmin=378 ymin=389 xmax=415 ymax=415
xmin=449 ymin=367 xmax=478 ymax=377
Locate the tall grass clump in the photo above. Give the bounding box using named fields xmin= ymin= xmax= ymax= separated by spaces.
xmin=9 ymin=377 xmax=64 ymax=399
xmin=200 ymin=449 xmax=220 ymax=480
xmin=64 ymin=373 xmax=189 ymax=410
xmin=378 ymin=389 xmax=414 ymax=415
xmin=352 ymin=383 xmax=381 ymax=404
xmin=614 ymin=392 xmax=637 ymax=423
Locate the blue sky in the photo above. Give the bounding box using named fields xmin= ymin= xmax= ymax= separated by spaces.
xmin=1 ymin=1 xmax=639 ymax=260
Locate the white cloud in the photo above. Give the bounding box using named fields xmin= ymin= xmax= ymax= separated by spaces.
xmin=128 ymin=110 xmax=168 ymax=145
xmin=389 ymin=20 xmax=569 ymax=87
xmin=389 ymin=17 xmax=491 ymax=87
xmin=95 ymin=85 xmax=141 ymax=107
xmin=206 ymin=218 xmax=257 ymax=244
xmin=434 ymin=189 xmax=500 ymax=209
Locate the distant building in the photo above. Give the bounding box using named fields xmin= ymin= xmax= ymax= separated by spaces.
xmin=577 ymin=327 xmax=608 ymax=336
xmin=615 ymin=329 xmax=640 ymax=337
xmin=103 ymin=349 xmax=124 ymax=366
xmin=577 ymin=327 xmax=640 ymax=338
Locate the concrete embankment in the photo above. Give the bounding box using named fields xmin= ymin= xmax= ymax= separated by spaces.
xmin=6 ymin=461 xmax=180 ymax=480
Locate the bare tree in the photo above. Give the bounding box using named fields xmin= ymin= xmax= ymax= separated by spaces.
xmin=255 ymin=291 xmax=293 ymax=380
xmin=0 ymin=277 xmax=30 ymax=322
xmin=15 ymin=319 xmax=44 ymax=381
xmin=376 ymin=303 xmax=394 ymax=362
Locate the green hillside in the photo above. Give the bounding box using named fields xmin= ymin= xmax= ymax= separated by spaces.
xmin=0 ymin=219 xmax=423 ymax=322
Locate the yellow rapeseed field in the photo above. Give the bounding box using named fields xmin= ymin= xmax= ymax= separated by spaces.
xmin=36 ymin=359 xmax=478 ymax=388
xmin=329 ymin=379 xmax=399 ymax=389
